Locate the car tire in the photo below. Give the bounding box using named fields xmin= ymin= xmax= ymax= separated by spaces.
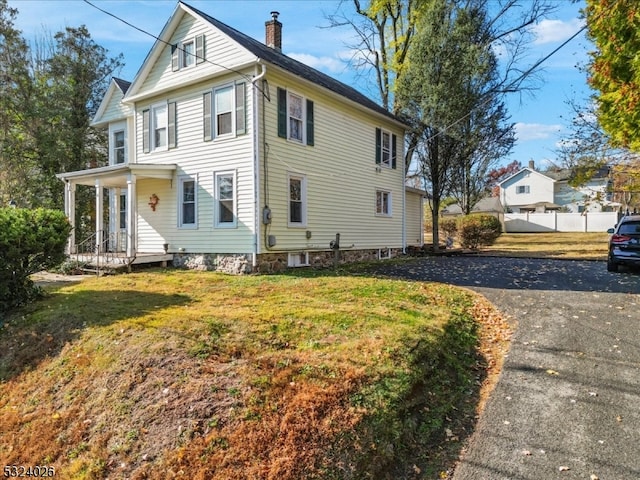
xmin=607 ymin=260 xmax=619 ymax=272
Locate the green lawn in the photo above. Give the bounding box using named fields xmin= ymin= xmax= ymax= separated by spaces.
xmin=0 ymin=268 xmax=509 ymax=480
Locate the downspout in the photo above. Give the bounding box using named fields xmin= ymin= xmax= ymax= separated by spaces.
xmin=402 ymin=131 xmax=407 ymax=254
xmin=251 ymin=60 xmax=267 ymax=268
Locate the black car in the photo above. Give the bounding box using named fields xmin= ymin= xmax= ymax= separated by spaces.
xmin=607 ymin=215 xmax=640 ymax=272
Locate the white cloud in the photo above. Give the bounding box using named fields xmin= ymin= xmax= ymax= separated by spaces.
xmin=515 ymin=122 xmax=563 ymax=141
xmin=288 ymin=52 xmax=345 ymax=74
xmin=533 ymin=18 xmax=585 ymax=45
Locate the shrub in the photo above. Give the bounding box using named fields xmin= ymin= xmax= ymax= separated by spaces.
xmin=439 ymin=218 xmax=458 ymax=241
xmin=0 ymin=208 xmax=71 ymax=314
xmin=458 ymin=214 xmax=502 ymax=249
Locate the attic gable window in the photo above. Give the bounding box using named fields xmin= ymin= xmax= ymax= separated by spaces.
xmin=172 ymin=34 xmax=206 ymax=71
xmin=375 ymin=128 xmax=397 ymax=169
xmin=277 ymin=87 xmax=314 ymax=146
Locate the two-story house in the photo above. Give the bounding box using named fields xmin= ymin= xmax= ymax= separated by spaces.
xmin=499 ymin=161 xmax=617 ymax=213
xmin=57 ymin=1 xmax=424 ymax=273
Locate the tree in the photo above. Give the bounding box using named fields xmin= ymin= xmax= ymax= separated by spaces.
xmin=585 ymin=0 xmax=640 ymax=151
xmin=329 ymin=0 xmax=555 ymax=171
xmin=0 ymin=0 xmax=34 ymax=207
xmin=486 ymin=160 xmax=521 ymax=196
xmin=396 ymin=0 xmax=515 ymax=248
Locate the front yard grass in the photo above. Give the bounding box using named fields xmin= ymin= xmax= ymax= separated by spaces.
xmin=0 ymin=268 xmax=509 ymax=480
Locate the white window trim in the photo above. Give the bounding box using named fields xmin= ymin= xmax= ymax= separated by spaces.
xmin=181 ymin=38 xmax=195 ymax=69
xmin=380 ymin=129 xmax=392 ymax=168
xmin=151 ymin=102 xmax=168 ymax=152
xmin=376 ymin=189 xmax=392 ymax=217
xmin=287 ymin=90 xmax=306 ymax=144
xmin=214 ymin=170 xmax=237 ymax=228
xmin=178 ymin=174 xmax=198 ymax=229
xmin=109 ymin=121 xmax=127 ymax=165
xmin=288 ymin=173 xmax=307 ymax=227
xmin=288 ymin=252 xmax=310 ymax=267
xmin=213 ymin=83 xmax=234 ymax=139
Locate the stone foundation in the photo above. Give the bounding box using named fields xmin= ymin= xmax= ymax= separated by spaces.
xmin=173 ymin=248 xmax=403 ymax=274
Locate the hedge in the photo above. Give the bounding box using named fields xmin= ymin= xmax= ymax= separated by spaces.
xmin=0 ymin=208 xmax=71 ymax=314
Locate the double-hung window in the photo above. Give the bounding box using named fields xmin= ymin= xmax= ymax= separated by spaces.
xmin=288 ymin=174 xmax=307 ymax=226
xmin=375 ymin=128 xmax=397 ymax=169
xmin=142 ymin=102 xmax=176 ymax=153
xmin=516 ymin=185 xmax=530 ymax=194
xmin=182 ymin=39 xmax=195 ymax=68
xmin=179 ymin=176 xmax=197 ymax=228
xmin=172 ymin=34 xmax=205 ymax=71
xmin=203 ymin=83 xmax=246 ymax=141
xmin=277 ymin=87 xmax=314 ymax=146
xmin=113 ymin=130 xmax=125 ymax=164
xmin=376 ymin=190 xmax=391 ymax=216
xmin=215 ymin=171 xmax=236 ymax=227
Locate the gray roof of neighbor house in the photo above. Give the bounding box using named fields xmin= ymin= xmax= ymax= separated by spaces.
xmin=541 ymin=165 xmax=611 ymax=182
xmin=182 ymin=1 xmax=405 ymax=126
xmin=442 ymin=196 xmax=504 ymax=215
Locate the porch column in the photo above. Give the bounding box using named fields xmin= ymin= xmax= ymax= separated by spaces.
xmin=95 ymin=179 xmax=104 ymax=253
xmin=126 ymin=175 xmax=137 ymax=258
xmin=65 ymin=181 xmax=76 ymax=254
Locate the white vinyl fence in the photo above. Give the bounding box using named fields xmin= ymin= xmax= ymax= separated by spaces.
xmin=503 ymin=212 xmax=618 ymax=233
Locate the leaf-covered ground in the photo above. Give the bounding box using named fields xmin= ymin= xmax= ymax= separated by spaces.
xmin=0 ymin=269 xmax=510 ymax=479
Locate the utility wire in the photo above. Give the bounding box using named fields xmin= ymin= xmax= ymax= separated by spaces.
xmin=82 ymin=0 xmax=264 ymax=94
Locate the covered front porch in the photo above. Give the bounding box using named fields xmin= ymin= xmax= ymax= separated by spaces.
xmin=57 ymin=163 xmax=177 ymax=264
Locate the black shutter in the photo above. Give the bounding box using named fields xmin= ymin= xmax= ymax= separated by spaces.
xmin=375 ymin=128 xmax=381 ymax=165
xmin=277 ymin=87 xmax=287 ymax=139
xmin=391 ymin=133 xmax=397 ymax=169
xmin=306 ymin=99 xmax=314 ymax=146
xmin=142 ymin=109 xmax=150 ymax=153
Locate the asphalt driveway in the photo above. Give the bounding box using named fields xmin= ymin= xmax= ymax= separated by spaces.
xmin=370 ymin=256 xmax=640 ymax=480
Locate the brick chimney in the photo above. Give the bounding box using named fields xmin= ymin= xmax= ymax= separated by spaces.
xmin=265 ymin=11 xmax=282 ymax=52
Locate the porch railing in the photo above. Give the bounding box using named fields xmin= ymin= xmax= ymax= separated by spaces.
xmin=74 ymin=230 xmax=131 ymax=274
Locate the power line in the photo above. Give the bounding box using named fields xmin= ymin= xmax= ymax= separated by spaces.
xmin=82 ymin=0 xmax=262 ymax=92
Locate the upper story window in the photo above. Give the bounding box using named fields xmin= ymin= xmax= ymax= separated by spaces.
xmin=153 ymin=104 xmax=167 ymax=149
xmin=111 ymin=129 xmax=126 ymax=165
xmin=203 ymin=83 xmax=246 ymax=141
xmin=172 ymin=34 xmax=205 ymax=71
xmin=277 ymin=87 xmax=314 ymax=146
xmin=142 ymin=102 xmax=176 ymax=153
xmin=375 ymin=128 xmax=397 ymax=169
xmin=516 ymin=185 xmax=530 ymax=194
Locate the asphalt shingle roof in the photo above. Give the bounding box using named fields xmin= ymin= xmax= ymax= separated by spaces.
xmin=182 ymin=1 xmax=404 ymax=125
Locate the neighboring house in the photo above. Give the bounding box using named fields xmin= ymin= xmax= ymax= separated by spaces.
xmin=499 ymin=161 xmax=618 ymax=213
xmin=57 ymin=2 xmax=423 ymax=273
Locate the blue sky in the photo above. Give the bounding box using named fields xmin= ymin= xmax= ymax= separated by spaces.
xmin=9 ymin=0 xmax=591 ymax=171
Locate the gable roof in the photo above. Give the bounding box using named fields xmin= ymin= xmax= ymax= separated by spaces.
xmin=182 ymin=2 xmax=402 ymax=124
xmin=498 ymin=167 xmax=556 ymax=186
xmin=113 ymin=77 xmax=131 ymax=94
xmin=123 ymin=1 xmax=405 ymax=126
xmin=91 ymin=77 xmax=134 ymax=127
xmin=499 ymin=164 xmax=611 ymax=187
